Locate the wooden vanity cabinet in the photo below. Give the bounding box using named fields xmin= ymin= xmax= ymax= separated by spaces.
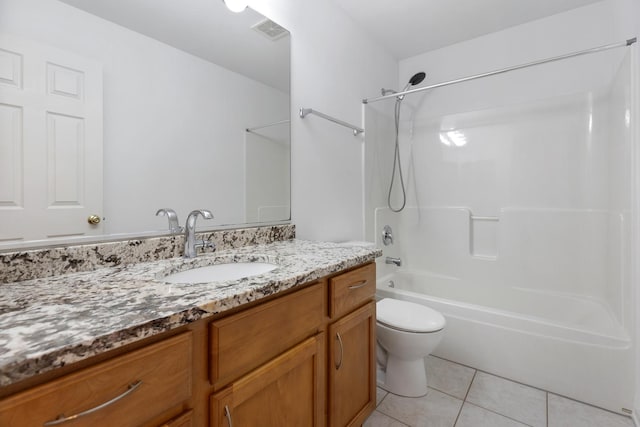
xmin=209 ymin=262 xmax=376 ymax=427
xmin=209 ymin=282 xmax=324 ymax=390
xmin=327 ymin=263 xmax=377 ymax=427
xmin=0 ymin=262 xmax=377 ymax=427
xmin=208 ymin=282 xmax=326 ymax=426
xmin=0 ymin=332 xmax=193 ymax=427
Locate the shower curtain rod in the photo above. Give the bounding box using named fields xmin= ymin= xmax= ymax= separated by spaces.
xmin=362 ymin=37 xmax=637 ymax=104
xmin=299 ymin=108 xmax=364 ymax=135
xmin=246 ymin=119 xmax=290 ymax=133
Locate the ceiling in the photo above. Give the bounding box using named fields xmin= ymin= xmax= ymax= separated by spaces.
xmin=333 ymin=0 xmax=604 ymax=60
xmin=58 ymin=0 xmax=290 ymax=92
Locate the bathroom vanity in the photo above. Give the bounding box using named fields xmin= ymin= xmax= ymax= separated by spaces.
xmin=0 ymin=234 xmax=380 ymax=427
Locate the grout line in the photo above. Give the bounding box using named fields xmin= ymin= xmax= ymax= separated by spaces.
xmin=546 ymin=392 xmax=549 ymax=427
xmin=374 ymin=408 xmax=412 ymax=426
xmin=452 ymin=370 xmax=478 ymax=427
xmin=432 ymin=354 xmax=551 ymax=396
xmin=463 ymin=369 xmax=477 ymax=401
xmin=464 ymin=402 xmax=536 ymax=427
xmin=430 ymin=387 xmax=468 ymax=403
xmin=431 ymin=353 xmax=478 ymax=371
xmin=452 ymin=400 xmax=464 ymax=426
xmin=376 ymin=387 xmax=389 ymax=407
xmin=547 ymin=392 xmax=635 ymax=420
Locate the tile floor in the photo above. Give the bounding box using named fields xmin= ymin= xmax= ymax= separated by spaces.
xmin=364 ymin=355 xmax=634 ymax=427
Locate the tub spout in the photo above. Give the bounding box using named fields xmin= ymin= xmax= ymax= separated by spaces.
xmin=385 ymin=257 xmax=402 ymax=267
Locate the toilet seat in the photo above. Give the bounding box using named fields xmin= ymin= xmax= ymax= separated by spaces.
xmin=377 ymin=298 xmax=445 ymax=333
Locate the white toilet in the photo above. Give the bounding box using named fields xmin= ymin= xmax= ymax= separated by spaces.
xmin=376 ymin=298 xmax=446 ymax=397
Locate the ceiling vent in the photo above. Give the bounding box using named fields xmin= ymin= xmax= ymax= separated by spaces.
xmin=251 ymin=18 xmax=289 ymax=41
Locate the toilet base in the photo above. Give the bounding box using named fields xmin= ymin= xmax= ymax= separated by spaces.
xmin=377 ymin=356 xmax=428 ymax=398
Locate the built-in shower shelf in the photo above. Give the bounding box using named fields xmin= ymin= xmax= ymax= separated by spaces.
xmin=470 ymin=214 xmax=499 ymax=259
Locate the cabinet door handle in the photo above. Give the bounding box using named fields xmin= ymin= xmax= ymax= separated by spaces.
xmin=43 ymin=380 xmax=142 ymax=426
xmin=348 ymin=280 xmax=368 ymax=290
xmin=335 ymin=332 xmax=344 ymax=370
xmin=224 ymin=405 xmax=234 ymax=427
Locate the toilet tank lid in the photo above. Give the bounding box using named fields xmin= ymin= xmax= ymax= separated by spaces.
xmin=377 ymin=298 xmax=445 ymax=332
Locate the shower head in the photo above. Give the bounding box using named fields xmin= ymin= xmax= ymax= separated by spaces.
xmin=398 ymin=71 xmax=426 ymax=100
xmin=409 ymin=72 xmax=426 ymax=86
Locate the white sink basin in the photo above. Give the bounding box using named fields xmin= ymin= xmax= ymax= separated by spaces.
xmin=162 ymin=262 xmax=278 ymax=284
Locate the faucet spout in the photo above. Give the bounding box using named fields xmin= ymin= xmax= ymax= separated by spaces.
xmin=184 ymin=209 xmax=214 ymax=258
xmin=385 ymin=256 xmax=402 ymax=267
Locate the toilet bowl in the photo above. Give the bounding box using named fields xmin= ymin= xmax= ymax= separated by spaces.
xmin=376 ymin=298 xmax=446 ymax=397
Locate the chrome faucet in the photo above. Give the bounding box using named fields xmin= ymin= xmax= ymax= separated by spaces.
xmin=184 ymin=209 xmax=214 ymax=258
xmin=385 ymin=256 xmax=402 ymax=267
xmin=155 ymin=208 xmax=183 ymax=233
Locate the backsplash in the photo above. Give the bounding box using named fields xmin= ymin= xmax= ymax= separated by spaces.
xmin=0 ymin=224 xmax=295 ymax=284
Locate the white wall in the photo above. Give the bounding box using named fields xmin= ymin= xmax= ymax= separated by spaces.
xmin=1 ymin=0 xmax=289 ymax=235
xmin=632 ymin=0 xmax=640 ymax=423
xmin=249 ymin=0 xmax=398 ymax=242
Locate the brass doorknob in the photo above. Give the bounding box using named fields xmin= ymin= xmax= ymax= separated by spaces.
xmin=87 ymin=215 xmax=101 ymax=225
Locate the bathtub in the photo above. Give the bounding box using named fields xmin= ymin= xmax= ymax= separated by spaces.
xmin=376 ymin=269 xmax=634 ymax=415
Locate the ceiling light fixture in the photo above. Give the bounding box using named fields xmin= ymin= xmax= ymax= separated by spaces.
xmin=223 ymin=0 xmax=248 ymax=13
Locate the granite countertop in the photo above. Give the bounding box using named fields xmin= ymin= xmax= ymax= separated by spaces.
xmin=0 ymin=239 xmax=381 ymax=388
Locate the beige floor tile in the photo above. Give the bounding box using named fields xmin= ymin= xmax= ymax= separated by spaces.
xmin=466 ymin=372 xmax=546 ymax=427
xmin=377 ymin=388 xmax=463 ymax=427
xmin=425 ymin=356 xmax=476 ymax=399
xmin=364 ymin=410 xmax=410 ymax=427
xmin=455 ymin=402 xmax=531 ymax=427
xmin=377 ymin=387 xmax=389 ymax=406
xmin=548 ymin=394 xmax=634 ymax=427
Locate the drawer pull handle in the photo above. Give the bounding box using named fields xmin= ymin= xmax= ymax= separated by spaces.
xmin=335 ymin=332 xmax=344 ymax=370
xmin=43 ymin=380 xmax=142 ymax=426
xmin=348 ymin=280 xmax=368 ymax=290
xmin=224 ymin=405 xmax=234 ymax=427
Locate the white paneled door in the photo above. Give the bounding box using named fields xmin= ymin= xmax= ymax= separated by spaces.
xmin=0 ymin=34 xmax=103 ymax=243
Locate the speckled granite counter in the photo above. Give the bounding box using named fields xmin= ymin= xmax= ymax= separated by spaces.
xmin=0 ymin=239 xmax=381 ymax=388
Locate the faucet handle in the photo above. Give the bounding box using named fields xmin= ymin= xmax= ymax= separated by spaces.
xmin=156 ymin=208 xmax=183 ymax=233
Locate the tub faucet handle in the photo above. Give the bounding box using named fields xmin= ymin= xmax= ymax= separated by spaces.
xmin=382 ymin=225 xmax=394 ymax=246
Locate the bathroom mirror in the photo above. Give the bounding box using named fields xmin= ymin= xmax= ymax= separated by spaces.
xmin=0 ymin=0 xmax=290 ymax=249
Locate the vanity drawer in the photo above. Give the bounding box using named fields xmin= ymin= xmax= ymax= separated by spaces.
xmin=329 ymin=263 xmax=376 ymax=319
xmin=0 ymin=332 xmax=192 ymax=427
xmin=209 ymin=282 xmax=323 ymax=388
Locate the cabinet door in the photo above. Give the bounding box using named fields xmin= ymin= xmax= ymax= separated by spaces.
xmin=158 ymin=410 xmax=193 ymax=427
xmin=211 ymin=333 xmax=324 ymax=427
xmin=328 ymin=301 xmax=376 ymax=427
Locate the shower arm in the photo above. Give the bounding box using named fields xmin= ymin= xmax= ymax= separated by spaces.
xmin=363 ymin=37 xmax=637 ymax=104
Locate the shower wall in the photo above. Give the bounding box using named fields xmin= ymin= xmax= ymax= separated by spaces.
xmin=364 ymin=0 xmax=635 ymax=365
xmin=364 ymin=2 xmax=637 ymax=412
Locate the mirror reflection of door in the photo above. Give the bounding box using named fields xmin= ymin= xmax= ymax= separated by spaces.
xmin=0 ymin=35 xmax=103 ymax=242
